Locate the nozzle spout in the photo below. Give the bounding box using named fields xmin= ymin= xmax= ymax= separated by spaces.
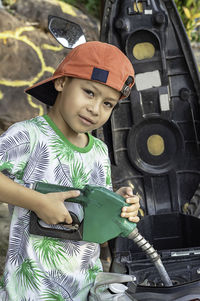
xmin=128 ymin=228 xmax=173 ymax=287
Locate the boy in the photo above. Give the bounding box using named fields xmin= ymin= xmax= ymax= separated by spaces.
xmin=0 ymin=41 xmax=140 ymax=300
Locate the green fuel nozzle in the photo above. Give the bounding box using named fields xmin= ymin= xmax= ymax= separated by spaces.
xmin=30 ymin=182 xmax=137 ymax=243
xmin=29 ymin=182 xmax=173 ymax=287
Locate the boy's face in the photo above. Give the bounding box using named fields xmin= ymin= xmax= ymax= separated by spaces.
xmin=52 ymin=77 xmax=120 ymax=137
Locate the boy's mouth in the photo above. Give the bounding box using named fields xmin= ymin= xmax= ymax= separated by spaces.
xmin=79 ymin=115 xmax=95 ymax=125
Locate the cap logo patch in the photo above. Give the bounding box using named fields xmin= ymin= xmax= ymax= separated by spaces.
xmin=91 ymin=67 xmax=109 ymax=83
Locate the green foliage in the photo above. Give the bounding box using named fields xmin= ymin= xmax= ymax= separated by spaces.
xmin=174 ymin=0 xmax=200 ymax=41
xmin=60 ymin=0 xmax=100 ymax=19
xmin=2 ymin=0 xmax=16 ymax=5
xmin=60 ymin=0 xmax=200 ymax=41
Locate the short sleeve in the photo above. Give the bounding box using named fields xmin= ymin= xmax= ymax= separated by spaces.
xmin=0 ymin=123 xmax=31 ymax=182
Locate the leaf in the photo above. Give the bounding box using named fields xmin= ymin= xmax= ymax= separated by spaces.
xmin=61 ymin=240 xmax=81 ymax=257
xmin=105 ymin=165 xmax=112 ymax=187
xmin=196 ymin=20 xmax=200 ymax=26
xmin=39 ymin=289 xmax=65 ymax=301
xmin=71 ymin=161 xmax=90 ymax=188
xmin=0 ymin=278 xmax=4 ymax=289
xmin=50 ymin=136 xmax=74 ymax=162
xmin=15 ymin=259 xmax=44 ymax=292
xmin=14 ymin=161 xmax=28 ymax=180
xmin=26 ymin=117 xmax=49 ymax=135
xmin=89 ymin=162 xmax=105 ymax=186
xmin=54 ymin=159 xmax=71 ymax=186
xmin=23 ymin=142 xmax=49 ymax=183
xmin=80 ymin=243 xmax=96 ymax=272
xmin=8 ymin=211 xmax=29 ymax=264
xmin=93 ymin=138 xmax=107 ymax=155
xmin=187 ymin=0 xmax=195 ymax=5
xmin=41 ymin=271 xmax=80 ymax=300
xmin=192 ymin=13 xmax=200 ymax=19
xmin=0 ymin=161 xmax=14 ymax=172
xmin=183 ymin=6 xmax=191 ymax=19
xmin=86 ymin=264 xmax=102 ymax=283
xmin=33 ymin=237 xmax=67 ymax=269
xmin=0 ymin=130 xmax=30 ymax=161
xmin=0 ymin=272 xmax=9 ymax=289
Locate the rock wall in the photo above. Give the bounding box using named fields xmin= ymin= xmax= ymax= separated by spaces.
xmin=0 ymin=0 xmax=99 ymax=134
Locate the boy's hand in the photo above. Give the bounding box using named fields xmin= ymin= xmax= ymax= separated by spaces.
xmin=33 ymin=190 xmax=80 ymax=225
xmin=116 ymin=187 xmax=140 ymax=223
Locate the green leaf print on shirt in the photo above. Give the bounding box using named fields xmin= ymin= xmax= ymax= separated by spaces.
xmin=0 ymin=160 xmax=13 ymax=172
xmin=33 ymin=237 xmax=68 ymax=269
xmin=50 ymin=136 xmax=75 ymax=162
xmin=0 ymin=275 xmax=5 ymax=289
xmin=71 ymin=161 xmax=90 ymax=188
xmin=86 ymin=264 xmax=102 ymax=283
xmin=40 ymin=290 xmax=65 ymax=301
xmin=26 ymin=118 xmax=50 ymax=136
xmin=105 ymin=164 xmax=112 ymax=187
xmin=14 ymin=161 xmax=28 ymax=180
xmin=15 ymin=259 xmax=44 ymax=293
xmin=93 ymin=139 xmax=107 ymax=156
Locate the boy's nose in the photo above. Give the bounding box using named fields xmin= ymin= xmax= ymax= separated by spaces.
xmin=87 ymin=100 xmax=100 ymax=116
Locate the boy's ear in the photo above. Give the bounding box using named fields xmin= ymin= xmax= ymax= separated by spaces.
xmin=54 ymin=77 xmax=66 ymax=92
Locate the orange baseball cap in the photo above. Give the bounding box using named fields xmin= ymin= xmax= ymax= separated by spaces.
xmin=25 ymin=41 xmax=135 ymax=106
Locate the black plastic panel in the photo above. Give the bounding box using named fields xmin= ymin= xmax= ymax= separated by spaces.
xmin=100 ymin=0 xmax=200 ymax=292
xmin=100 ymin=0 xmax=200 ymax=215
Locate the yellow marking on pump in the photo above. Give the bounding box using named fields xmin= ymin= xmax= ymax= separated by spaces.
xmin=133 ymin=42 xmax=155 ymax=60
xmin=133 ymin=2 xmax=143 ymax=13
xmin=147 ymin=134 xmax=165 ymax=156
xmin=42 ymin=43 xmax=63 ymax=51
xmin=59 ymin=1 xmax=77 ymax=16
xmin=0 ymin=90 xmax=4 ymax=100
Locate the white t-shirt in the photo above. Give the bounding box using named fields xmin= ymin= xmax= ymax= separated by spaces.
xmin=0 ymin=115 xmax=112 ymax=301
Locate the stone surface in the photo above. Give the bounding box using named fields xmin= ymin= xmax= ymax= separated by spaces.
xmin=0 ymin=0 xmax=99 ymax=134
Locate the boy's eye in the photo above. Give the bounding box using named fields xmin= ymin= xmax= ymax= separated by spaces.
xmin=84 ymin=89 xmax=94 ymax=97
xmin=104 ymin=101 xmax=114 ymax=109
